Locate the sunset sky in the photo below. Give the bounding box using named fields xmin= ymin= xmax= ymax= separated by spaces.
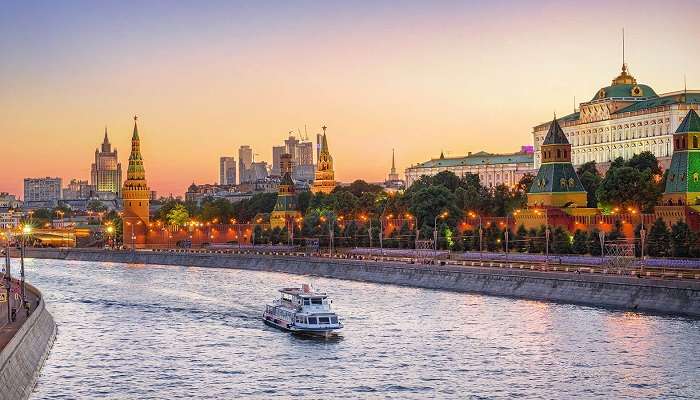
xmin=2 ymin=0 xmax=699 ymax=198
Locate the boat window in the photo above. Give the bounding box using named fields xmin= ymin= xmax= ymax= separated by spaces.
xmin=308 ymin=317 xmax=317 ymax=324
xmin=318 ymin=317 xmax=330 ymax=324
xmin=303 ymin=299 xmax=311 ymax=305
xmin=330 ymin=316 xmax=338 ymax=324
xmin=311 ymin=298 xmax=323 ymax=305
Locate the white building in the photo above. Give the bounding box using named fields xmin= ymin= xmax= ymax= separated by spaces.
xmin=405 ymin=148 xmax=534 ymax=188
xmin=533 ymin=64 xmax=700 ymax=170
xmin=24 ymin=177 xmax=62 ymax=208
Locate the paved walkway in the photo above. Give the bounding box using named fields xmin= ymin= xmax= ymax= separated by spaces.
xmin=0 ymin=283 xmax=38 ymax=352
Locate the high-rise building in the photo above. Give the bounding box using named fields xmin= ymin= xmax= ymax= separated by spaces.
xmin=121 ymin=116 xmax=150 ymax=249
xmin=91 ymin=127 xmax=122 ymax=195
xmin=219 ymin=156 xmax=236 ymax=185
xmin=311 ymin=126 xmax=336 ymax=194
xmin=316 ymin=133 xmax=323 ymax=162
xmin=284 ymin=135 xmax=300 ymax=157
xmin=250 ymin=161 xmax=269 ymax=181
xmin=270 ymin=153 xmax=301 ymax=230
xmin=271 ymin=145 xmax=285 ymax=176
xmin=238 ymin=145 xmax=253 ymax=183
xmin=296 ymin=141 xmax=314 ymax=166
xmin=24 ymin=177 xmax=62 ymax=208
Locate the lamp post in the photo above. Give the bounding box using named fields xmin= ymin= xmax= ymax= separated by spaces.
xmin=433 ymin=211 xmax=448 ymax=252
xmin=106 ymin=225 xmax=114 ymax=249
xmin=20 ymin=225 xmax=31 ymax=314
xmin=3 ymin=229 xmax=11 ymax=323
xmin=504 ymin=214 xmax=510 ymax=262
xmin=535 ymin=209 xmax=550 ymax=267
xmin=468 ymin=212 xmax=483 ymax=261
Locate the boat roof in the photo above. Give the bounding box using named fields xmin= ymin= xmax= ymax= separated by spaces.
xmin=279 ymin=287 xmax=327 ymax=298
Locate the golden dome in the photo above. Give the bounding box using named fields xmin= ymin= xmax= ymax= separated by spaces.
xmin=611 ymin=63 xmax=637 ymax=86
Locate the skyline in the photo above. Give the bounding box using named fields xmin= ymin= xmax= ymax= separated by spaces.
xmin=2 ymin=1 xmax=700 ymax=197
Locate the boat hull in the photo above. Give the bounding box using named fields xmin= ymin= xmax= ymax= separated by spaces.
xmin=263 ymin=315 xmax=342 ymax=338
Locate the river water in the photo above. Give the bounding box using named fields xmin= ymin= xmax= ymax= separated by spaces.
xmin=23 ymin=259 xmax=700 ymax=399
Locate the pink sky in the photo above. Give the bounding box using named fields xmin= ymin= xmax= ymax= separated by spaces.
xmin=1 ymin=1 xmax=699 ymax=198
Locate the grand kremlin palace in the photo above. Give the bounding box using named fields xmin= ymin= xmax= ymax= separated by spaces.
xmin=533 ymin=64 xmax=700 ymax=170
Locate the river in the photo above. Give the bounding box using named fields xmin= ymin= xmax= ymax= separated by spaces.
xmin=24 ymin=258 xmax=700 ymax=399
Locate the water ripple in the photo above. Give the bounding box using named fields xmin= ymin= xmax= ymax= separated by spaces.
xmin=17 ymin=258 xmax=700 ymax=399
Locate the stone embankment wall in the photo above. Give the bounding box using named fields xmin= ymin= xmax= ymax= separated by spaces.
xmin=0 ymin=283 xmax=57 ymax=400
xmin=24 ymin=248 xmax=700 ymax=318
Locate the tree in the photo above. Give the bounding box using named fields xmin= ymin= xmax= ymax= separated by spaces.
xmin=647 ymin=219 xmax=671 ymax=257
xmin=587 ymin=228 xmax=603 ymax=256
xmin=431 ymin=171 xmax=462 ymax=192
xmin=628 ymin=151 xmax=662 ymax=176
xmin=408 ymin=185 xmax=463 ymax=231
xmin=334 ymin=180 xmax=383 ymax=197
xmin=551 ymin=227 xmax=571 ymax=254
xmin=607 ymin=220 xmax=625 ymax=242
xmin=670 ymin=221 xmax=697 ymax=258
xmin=577 ymin=161 xmax=602 ymax=208
xmin=515 ymin=225 xmax=528 ymax=252
xmin=87 ymin=200 xmax=107 ymax=212
xmin=571 ymin=229 xmax=588 ymax=254
xmin=166 ymin=204 xmax=190 ymax=227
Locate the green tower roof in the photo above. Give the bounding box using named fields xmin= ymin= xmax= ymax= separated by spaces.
xmin=542 ymin=117 xmax=569 ymax=145
xmin=676 ymin=109 xmax=700 ymax=133
xmin=529 ymin=163 xmax=586 ymax=194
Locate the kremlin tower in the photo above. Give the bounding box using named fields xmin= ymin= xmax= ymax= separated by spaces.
xmin=270 ymin=153 xmax=301 ymax=229
xmin=311 ymin=126 xmax=336 ymax=194
xmin=121 ymin=116 xmax=150 ymax=248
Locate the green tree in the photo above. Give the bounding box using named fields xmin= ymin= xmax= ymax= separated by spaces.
xmin=646 ymin=219 xmax=671 ymax=257
xmin=671 ymin=221 xmax=696 ymax=258
xmin=87 ymin=200 xmax=107 ymax=212
xmin=408 ymin=185 xmax=463 ymax=231
xmin=587 ymin=228 xmax=603 ymax=256
xmin=551 ymin=227 xmax=571 ymax=254
xmin=571 ymin=229 xmax=588 ymax=254
xmin=514 ymin=225 xmax=528 ymax=252
xmin=577 ymin=161 xmax=602 ymax=208
xmin=166 ymin=204 xmax=190 ymax=227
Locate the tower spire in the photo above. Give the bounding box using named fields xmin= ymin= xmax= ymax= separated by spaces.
xmin=622 ymin=27 xmax=625 ymax=69
xmin=103 ymin=126 xmax=109 ymax=143
xmin=391 ymin=148 xmax=396 ymax=171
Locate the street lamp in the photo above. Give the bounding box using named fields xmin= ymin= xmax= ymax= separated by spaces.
xmin=106 ymin=225 xmax=114 ymax=249
xmin=3 ymin=229 xmax=12 ymax=322
xmin=468 ymin=211 xmax=483 ymax=261
xmin=20 ymin=224 xmax=32 ymax=315
xmin=533 ymin=209 xmax=550 ymax=266
xmin=433 ymin=211 xmax=448 ymax=252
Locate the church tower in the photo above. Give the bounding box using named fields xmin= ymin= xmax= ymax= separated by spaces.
xmin=527 ymin=116 xmax=587 ymax=207
xmin=270 ymin=153 xmax=301 ymax=229
xmin=121 ymin=116 xmax=150 ymax=248
xmin=311 ymin=126 xmax=336 ymax=194
xmin=387 ymin=149 xmax=399 ymax=182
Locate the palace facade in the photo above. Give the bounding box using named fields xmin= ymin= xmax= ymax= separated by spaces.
xmin=533 ymin=64 xmax=700 ymax=171
xmin=404 ymin=147 xmax=534 ymax=188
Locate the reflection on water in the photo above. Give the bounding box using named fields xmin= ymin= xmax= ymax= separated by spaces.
xmin=22 ymin=259 xmax=700 ymax=399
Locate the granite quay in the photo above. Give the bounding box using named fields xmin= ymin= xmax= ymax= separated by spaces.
xmin=0 ymin=281 xmax=56 ymax=400
xmin=19 ymin=247 xmax=700 ymax=318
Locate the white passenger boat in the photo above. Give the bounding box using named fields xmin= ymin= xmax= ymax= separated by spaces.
xmin=262 ymin=284 xmax=343 ymax=338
